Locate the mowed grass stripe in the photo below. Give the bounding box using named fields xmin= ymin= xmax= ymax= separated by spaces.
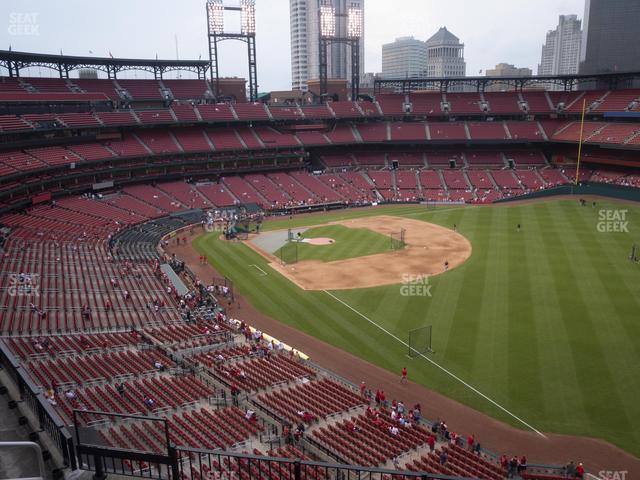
xmin=526 ymin=205 xmax=583 ymax=427
xmin=505 ymin=206 xmax=546 ymax=416
xmin=462 ymin=207 xmax=510 ymax=400
xmin=444 ymin=207 xmax=493 ymax=374
xmin=542 ymin=203 xmax=633 ymax=443
xmin=554 ymin=203 xmax=640 ymax=448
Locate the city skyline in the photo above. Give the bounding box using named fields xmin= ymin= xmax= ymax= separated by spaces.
xmin=1 ymin=0 xmax=589 ymax=91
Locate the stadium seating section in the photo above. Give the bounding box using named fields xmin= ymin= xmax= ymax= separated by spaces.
xmin=0 ymin=76 xmax=637 ymax=479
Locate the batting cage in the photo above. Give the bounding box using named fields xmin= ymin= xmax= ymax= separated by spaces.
xmin=390 ymin=228 xmax=406 ymax=251
xmin=408 ymin=325 xmax=433 ymax=357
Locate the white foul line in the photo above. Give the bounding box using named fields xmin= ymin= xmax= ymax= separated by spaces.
xmin=249 ymin=264 xmax=268 ymax=276
xmin=323 ymin=289 xmax=547 ymax=438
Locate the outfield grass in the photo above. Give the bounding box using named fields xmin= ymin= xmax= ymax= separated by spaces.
xmin=274 ymin=225 xmax=391 ymax=263
xmin=193 ymin=200 xmax=640 ymax=457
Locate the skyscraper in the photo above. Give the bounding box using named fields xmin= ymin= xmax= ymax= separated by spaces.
xmin=381 ymin=37 xmax=427 ymax=79
xmin=289 ymin=0 xmax=365 ymax=92
xmin=425 ymin=27 xmax=465 ymax=78
xmin=537 ymin=15 xmax=582 ymax=77
xmin=580 ymin=0 xmax=640 ymax=74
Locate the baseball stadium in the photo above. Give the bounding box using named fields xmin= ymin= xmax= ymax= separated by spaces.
xmin=0 ymin=2 xmax=639 ymax=480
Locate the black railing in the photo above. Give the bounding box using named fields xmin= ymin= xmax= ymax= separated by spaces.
xmin=73 ymin=410 xmax=174 ymax=480
xmin=175 ymin=448 xmax=477 ymax=480
xmin=0 ymin=341 xmax=77 ymax=469
xmin=71 ymin=410 xmax=476 ymax=480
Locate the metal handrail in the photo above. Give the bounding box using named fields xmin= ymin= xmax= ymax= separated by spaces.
xmin=0 ymin=441 xmax=46 ymax=480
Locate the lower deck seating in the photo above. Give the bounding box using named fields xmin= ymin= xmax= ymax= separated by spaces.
xmin=311 ymin=410 xmax=432 ymax=467
xmin=256 ymin=378 xmax=365 ymax=424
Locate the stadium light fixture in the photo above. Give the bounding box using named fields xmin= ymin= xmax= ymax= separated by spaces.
xmin=347 ymin=7 xmax=362 ymax=38
xmin=207 ymin=0 xmax=224 ymax=34
xmin=320 ymin=6 xmax=336 ymax=38
xmin=241 ymin=0 xmax=256 ymax=35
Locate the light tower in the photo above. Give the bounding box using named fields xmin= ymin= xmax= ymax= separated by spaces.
xmin=319 ymin=2 xmax=362 ymax=101
xmin=206 ymin=0 xmax=258 ymax=102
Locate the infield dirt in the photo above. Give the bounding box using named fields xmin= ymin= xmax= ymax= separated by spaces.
xmin=244 ymin=215 xmax=472 ymax=290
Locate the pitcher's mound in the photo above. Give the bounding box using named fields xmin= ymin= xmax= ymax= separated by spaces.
xmin=302 ymin=237 xmax=335 ymax=246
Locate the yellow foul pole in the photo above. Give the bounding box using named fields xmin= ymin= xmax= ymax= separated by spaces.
xmin=574 ymin=98 xmax=587 ymax=185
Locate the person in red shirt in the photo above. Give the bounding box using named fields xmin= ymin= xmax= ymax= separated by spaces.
xmin=575 ymin=463 xmax=585 ymax=478
xmin=360 ymin=381 xmax=366 ymax=397
xmin=427 ymin=434 xmax=436 ymax=452
xmin=467 ymin=434 xmax=475 ymax=450
xmin=401 ymin=367 xmax=407 ymax=383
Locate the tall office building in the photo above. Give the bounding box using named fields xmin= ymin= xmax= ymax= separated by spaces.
xmin=381 ymin=37 xmax=427 ymax=79
xmin=537 ymin=15 xmax=582 ymax=77
xmin=485 ymin=63 xmax=532 ymax=91
xmin=580 ymin=0 xmax=640 ymax=75
xmin=290 ymin=0 xmax=365 ymax=92
xmin=425 ymin=27 xmax=465 ymax=78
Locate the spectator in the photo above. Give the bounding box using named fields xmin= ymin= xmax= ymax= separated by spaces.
xmin=65 ymin=389 xmax=76 ymax=400
xmin=467 ymin=434 xmax=475 ymax=451
xmin=508 ymin=456 xmax=518 ymax=478
xmin=153 ymin=360 xmax=165 ymax=371
xmin=564 ymin=461 xmax=576 ymax=478
xmin=412 ymin=406 xmax=421 ymax=422
xmin=230 ymin=383 xmax=240 ymax=407
xmin=518 ymin=456 xmax=527 ymax=474
xmin=144 ymin=396 xmax=154 ymax=408
xmin=401 ymin=367 xmax=407 ymax=383
xmin=359 ymin=381 xmax=366 ymax=397
xmin=473 ymin=441 xmax=481 ymax=455
xmin=500 ymin=455 xmax=508 ymax=471
xmin=116 ymin=383 xmax=125 ymax=396
xmin=575 ymin=463 xmax=585 ymax=479
xmin=282 ymin=423 xmax=292 ymax=444
xmin=427 ymin=434 xmax=436 ymax=453
xmin=44 ymin=388 xmax=56 ymax=406
xmin=439 ymin=450 xmax=447 ymax=465
xmin=388 ymin=425 xmax=399 ymax=436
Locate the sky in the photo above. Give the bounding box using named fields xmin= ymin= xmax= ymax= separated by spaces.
xmin=1 ymin=0 xmax=585 ymax=92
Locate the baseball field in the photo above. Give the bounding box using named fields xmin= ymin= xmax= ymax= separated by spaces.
xmin=193 ymin=199 xmax=640 ymax=457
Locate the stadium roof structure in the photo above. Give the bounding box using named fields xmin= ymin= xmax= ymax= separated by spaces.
xmin=375 ymin=70 xmax=640 ymax=94
xmin=0 ymin=50 xmax=210 ymax=79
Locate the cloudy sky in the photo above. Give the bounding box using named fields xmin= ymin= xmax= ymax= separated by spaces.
xmin=1 ymin=0 xmax=585 ymax=91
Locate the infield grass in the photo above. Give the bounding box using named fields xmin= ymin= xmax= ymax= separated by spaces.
xmin=274 ymin=224 xmax=392 ymax=262
xmin=193 ymin=200 xmax=640 ymax=457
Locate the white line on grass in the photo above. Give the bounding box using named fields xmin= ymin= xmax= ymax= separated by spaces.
xmin=249 ymin=264 xmax=268 ymax=276
xmin=323 ymin=289 xmax=547 ymax=438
